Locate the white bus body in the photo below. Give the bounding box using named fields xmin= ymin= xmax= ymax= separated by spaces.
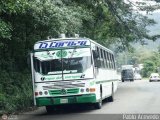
xmin=30 ymin=37 xmax=119 ymax=112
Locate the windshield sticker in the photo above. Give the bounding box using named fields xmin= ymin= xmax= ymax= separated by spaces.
xmin=73 ymin=51 xmax=88 ymax=56
xmin=56 ymin=50 xmax=67 ymax=58
xmin=34 ymin=48 xmax=90 ymax=60
xmin=90 ymin=81 xmax=95 ymax=86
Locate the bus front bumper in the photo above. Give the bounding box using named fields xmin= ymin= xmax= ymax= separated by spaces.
xmin=36 ymin=94 xmax=96 ymax=107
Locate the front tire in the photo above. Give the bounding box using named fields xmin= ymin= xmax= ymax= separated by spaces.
xmin=94 ymin=100 xmax=102 ymax=109
xmin=94 ymin=86 xmax=102 ymax=109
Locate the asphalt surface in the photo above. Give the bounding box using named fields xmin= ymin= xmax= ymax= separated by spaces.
xmin=18 ymin=80 xmax=160 ymax=120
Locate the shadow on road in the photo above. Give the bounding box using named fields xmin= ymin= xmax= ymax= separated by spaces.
xmin=20 ymin=99 xmax=117 ymax=120
xmin=34 ymin=99 xmax=111 ymax=116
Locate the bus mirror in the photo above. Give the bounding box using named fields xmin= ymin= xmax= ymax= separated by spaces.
xmin=95 ymin=60 xmax=101 ymax=67
xmin=92 ymin=50 xmax=99 ymax=59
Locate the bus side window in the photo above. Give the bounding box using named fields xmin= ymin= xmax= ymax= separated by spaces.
xmin=109 ymin=53 xmax=113 ymax=69
xmin=109 ymin=54 xmax=112 ymax=69
xmin=100 ymin=49 xmax=104 ymax=68
xmin=109 ymin=53 xmax=112 ymax=69
xmin=97 ymin=47 xmax=101 ymax=68
xmin=112 ymin=54 xmax=116 ymax=69
xmin=106 ymin=52 xmax=110 ymax=69
xmin=93 ymin=47 xmax=100 ymax=68
xmin=103 ymin=50 xmax=107 ymax=68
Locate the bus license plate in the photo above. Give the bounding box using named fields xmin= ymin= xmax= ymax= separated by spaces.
xmin=60 ymin=99 xmax=68 ymax=103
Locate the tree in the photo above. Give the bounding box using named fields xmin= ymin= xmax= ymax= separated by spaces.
xmin=142 ymin=60 xmax=156 ymax=77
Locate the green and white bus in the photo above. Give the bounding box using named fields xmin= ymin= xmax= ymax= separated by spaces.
xmin=30 ymin=36 xmax=119 ymax=113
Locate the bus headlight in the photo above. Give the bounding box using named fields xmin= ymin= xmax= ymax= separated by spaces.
xmin=80 ymin=88 xmax=84 ymax=93
xmin=39 ymin=91 xmax=43 ymax=95
xmin=86 ymin=88 xmax=89 ymax=92
xmin=44 ymin=91 xmax=48 ymax=95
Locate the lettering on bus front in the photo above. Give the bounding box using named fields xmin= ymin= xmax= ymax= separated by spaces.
xmin=44 ymin=75 xmax=82 ymax=81
xmin=38 ymin=41 xmax=87 ymax=49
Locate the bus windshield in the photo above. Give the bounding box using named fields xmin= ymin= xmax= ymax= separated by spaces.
xmin=40 ymin=56 xmax=91 ymax=75
xmin=33 ymin=48 xmax=92 ymax=75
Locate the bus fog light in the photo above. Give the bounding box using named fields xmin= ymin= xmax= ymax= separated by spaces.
xmin=80 ymin=88 xmax=84 ymax=93
xmin=41 ymin=77 xmax=45 ymax=81
xmin=90 ymin=88 xmax=95 ymax=92
xmin=44 ymin=91 xmax=48 ymax=95
xmin=86 ymin=88 xmax=89 ymax=92
xmin=39 ymin=91 xmax=43 ymax=95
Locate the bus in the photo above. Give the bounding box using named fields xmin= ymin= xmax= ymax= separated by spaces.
xmin=30 ymin=35 xmax=119 ymax=113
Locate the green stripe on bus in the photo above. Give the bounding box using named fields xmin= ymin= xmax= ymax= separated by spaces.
xmin=96 ymin=79 xmax=119 ymax=84
xmin=36 ymin=94 xmax=96 ymax=106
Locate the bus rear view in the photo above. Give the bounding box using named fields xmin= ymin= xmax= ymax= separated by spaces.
xmin=121 ymin=69 xmax=134 ymax=82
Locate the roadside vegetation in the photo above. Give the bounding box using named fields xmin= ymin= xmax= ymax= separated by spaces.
xmin=0 ymin=0 xmax=160 ymax=114
xmin=116 ymin=46 xmax=160 ymax=78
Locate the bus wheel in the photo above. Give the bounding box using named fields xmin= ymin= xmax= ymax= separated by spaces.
xmin=122 ymin=79 xmax=124 ymax=82
xmin=108 ymin=83 xmax=114 ymax=102
xmin=94 ymin=99 xmax=102 ymax=109
xmin=94 ymin=86 xmax=102 ymax=109
xmin=130 ymin=79 xmax=134 ymax=82
xmin=46 ymin=105 xmax=55 ymax=113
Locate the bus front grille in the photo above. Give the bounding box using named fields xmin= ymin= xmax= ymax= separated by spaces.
xmin=49 ymin=88 xmax=79 ymax=95
xmin=43 ymin=83 xmax=84 ymax=90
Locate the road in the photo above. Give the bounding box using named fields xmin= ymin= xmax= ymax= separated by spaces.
xmin=18 ymin=80 xmax=160 ymax=120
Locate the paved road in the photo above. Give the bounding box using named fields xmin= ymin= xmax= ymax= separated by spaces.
xmin=19 ymin=80 xmax=160 ymax=120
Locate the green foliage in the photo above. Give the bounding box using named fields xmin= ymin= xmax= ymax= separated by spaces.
xmin=0 ymin=71 xmax=33 ymax=113
xmin=29 ymin=0 xmax=93 ymax=37
xmin=0 ymin=20 xmax=12 ymax=39
xmin=0 ymin=0 xmax=29 ymax=14
xmin=116 ymin=47 xmax=160 ymax=77
xmin=94 ymin=0 xmax=156 ymax=48
xmin=142 ymin=60 xmax=156 ymax=77
xmin=135 ymin=0 xmax=160 ymax=13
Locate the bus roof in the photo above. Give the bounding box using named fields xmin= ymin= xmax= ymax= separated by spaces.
xmin=35 ymin=37 xmax=85 ymax=43
xmin=89 ymin=39 xmax=113 ymax=53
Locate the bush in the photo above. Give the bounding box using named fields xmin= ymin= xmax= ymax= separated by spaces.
xmin=0 ymin=70 xmax=33 ymax=114
xmin=142 ymin=60 xmax=156 ymax=77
